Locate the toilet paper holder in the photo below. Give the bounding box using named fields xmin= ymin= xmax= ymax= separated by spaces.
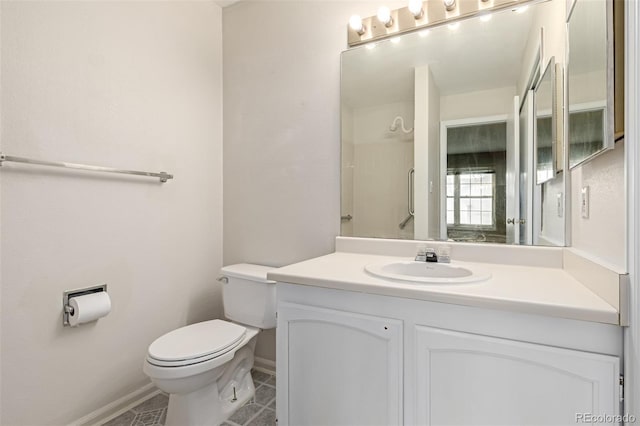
xmin=63 ymin=284 xmax=108 ymax=326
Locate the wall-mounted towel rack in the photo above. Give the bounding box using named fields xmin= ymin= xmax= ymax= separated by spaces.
xmin=0 ymin=153 xmax=173 ymax=183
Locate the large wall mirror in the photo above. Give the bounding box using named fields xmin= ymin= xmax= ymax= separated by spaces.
xmin=341 ymin=0 xmax=576 ymax=246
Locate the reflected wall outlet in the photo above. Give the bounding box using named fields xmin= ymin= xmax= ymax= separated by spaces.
xmin=581 ymin=186 xmax=590 ymax=219
xmin=556 ymin=193 xmax=563 ymax=217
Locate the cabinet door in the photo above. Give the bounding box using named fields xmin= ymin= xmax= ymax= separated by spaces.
xmin=276 ymin=302 xmax=403 ymax=426
xmin=414 ymin=326 xmax=620 ymax=425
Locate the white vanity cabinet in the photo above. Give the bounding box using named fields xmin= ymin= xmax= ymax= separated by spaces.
xmin=276 ymin=283 xmax=623 ymax=426
xmin=276 ymin=302 xmax=403 ymax=426
xmin=414 ymin=326 xmax=620 ymax=425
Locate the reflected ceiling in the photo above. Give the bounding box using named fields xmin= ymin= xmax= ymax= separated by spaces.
xmin=342 ymin=8 xmax=534 ymax=109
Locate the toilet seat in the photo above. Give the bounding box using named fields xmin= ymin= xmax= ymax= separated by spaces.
xmin=147 ymin=319 xmax=246 ymax=367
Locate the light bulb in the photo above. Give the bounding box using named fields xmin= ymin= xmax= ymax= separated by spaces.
xmin=349 ymin=15 xmax=366 ymax=35
xmin=443 ymin=0 xmax=456 ymax=11
xmin=377 ymin=6 xmax=393 ymax=27
xmin=480 ymin=13 xmax=492 ymax=22
xmin=408 ymin=0 xmax=424 ymax=19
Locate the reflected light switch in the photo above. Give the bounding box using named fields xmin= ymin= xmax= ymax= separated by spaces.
xmin=556 ymin=193 xmax=563 ymax=217
xmin=581 ymin=186 xmax=590 ymax=219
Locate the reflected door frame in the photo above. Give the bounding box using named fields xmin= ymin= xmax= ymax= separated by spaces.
xmin=439 ymin=114 xmax=509 ymax=241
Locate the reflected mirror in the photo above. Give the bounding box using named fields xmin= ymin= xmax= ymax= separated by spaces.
xmin=534 ymin=58 xmax=556 ymax=184
xmin=567 ymin=0 xmax=613 ymax=168
xmin=341 ymin=0 xmax=569 ymax=246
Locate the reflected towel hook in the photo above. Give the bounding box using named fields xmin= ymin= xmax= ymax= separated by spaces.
xmin=389 ymin=116 xmax=414 ymax=134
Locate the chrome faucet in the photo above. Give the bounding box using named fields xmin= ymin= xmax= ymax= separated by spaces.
xmin=415 ymin=245 xmax=451 ymax=263
xmin=415 ymin=246 xmax=437 ymax=262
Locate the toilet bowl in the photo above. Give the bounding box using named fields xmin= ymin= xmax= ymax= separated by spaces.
xmin=143 ymin=264 xmax=276 ymax=426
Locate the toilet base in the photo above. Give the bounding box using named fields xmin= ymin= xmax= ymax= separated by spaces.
xmin=163 ymin=344 xmax=256 ymax=426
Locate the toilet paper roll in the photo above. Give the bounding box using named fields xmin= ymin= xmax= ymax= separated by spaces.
xmin=68 ymin=292 xmax=111 ymax=327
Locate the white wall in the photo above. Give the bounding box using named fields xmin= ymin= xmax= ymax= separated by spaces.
xmin=538 ymin=177 xmax=565 ymax=245
xmin=518 ymin=0 xmax=566 ymax=97
xmin=222 ymin=0 xmax=402 ymax=361
xmin=0 ymin=2 xmax=223 ymax=424
xmin=414 ymin=65 xmax=440 ymax=240
xmin=571 ymin=142 xmax=626 ymax=270
xmin=341 ymin=106 xmax=355 ymax=237
xmin=427 ymin=68 xmax=441 ymax=240
xmin=440 ymin=86 xmax=516 ymax=121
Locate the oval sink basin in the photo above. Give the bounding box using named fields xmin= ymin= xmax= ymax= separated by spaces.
xmin=364 ymin=261 xmax=491 ymax=284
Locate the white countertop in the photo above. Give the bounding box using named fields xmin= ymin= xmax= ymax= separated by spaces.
xmin=268 ymin=251 xmax=620 ymax=325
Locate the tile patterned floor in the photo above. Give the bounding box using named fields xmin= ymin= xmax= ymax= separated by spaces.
xmin=101 ymin=369 xmax=276 ymax=426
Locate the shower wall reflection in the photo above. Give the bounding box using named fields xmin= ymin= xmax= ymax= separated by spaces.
xmin=341 ymin=101 xmax=415 ymax=239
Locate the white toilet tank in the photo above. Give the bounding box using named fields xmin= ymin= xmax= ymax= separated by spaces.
xmin=220 ymin=264 xmax=277 ymax=329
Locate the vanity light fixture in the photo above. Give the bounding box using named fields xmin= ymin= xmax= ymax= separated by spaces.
xmin=408 ymin=0 xmax=425 ymax=19
xmin=443 ymin=0 xmax=456 ymax=12
xmin=349 ymin=15 xmax=366 ymax=35
xmin=377 ymin=6 xmax=394 ymax=27
xmin=347 ymin=0 xmax=525 ymax=47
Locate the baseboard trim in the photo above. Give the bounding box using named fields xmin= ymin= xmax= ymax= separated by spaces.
xmin=71 ymin=382 xmax=159 ymax=426
xmin=254 ymin=356 xmax=276 ymax=375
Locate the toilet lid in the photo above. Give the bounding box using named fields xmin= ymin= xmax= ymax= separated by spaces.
xmin=147 ymin=320 xmax=246 ymax=366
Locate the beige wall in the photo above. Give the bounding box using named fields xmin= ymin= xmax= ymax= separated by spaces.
xmin=0 ymin=2 xmax=223 ymax=424
xmin=222 ymin=0 xmax=403 ymax=361
xmin=351 ymin=101 xmax=414 ymax=239
xmin=440 ymin=86 xmax=516 ymax=121
xmin=571 ymin=141 xmax=626 ymax=270
xmin=341 ymin=106 xmax=355 ymax=236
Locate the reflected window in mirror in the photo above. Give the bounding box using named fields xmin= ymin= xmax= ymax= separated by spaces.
xmin=444 ymin=121 xmax=506 ymax=244
xmin=446 ymin=172 xmax=496 ymax=228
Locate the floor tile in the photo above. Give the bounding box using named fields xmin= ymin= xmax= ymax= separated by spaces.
xmin=246 ymin=407 xmax=277 ymax=426
xmin=228 ymin=402 xmax=263 ymax=425
xmin=108 ymin=383 xmax=275 ymax=426
xmin=132 ymin=408 xmax=165 ymax=426
xmin=131 ymin=394 xmax=169 ymax=413
xmin=254 ymin=384 xmax=276 ymax=405
xmin=101 ymin=410 xmax=136 ymax=426
xmin=251 ymin=370 xmax=271 ymax=384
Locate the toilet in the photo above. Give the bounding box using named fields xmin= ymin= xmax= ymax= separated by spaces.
xmin=143 ymin=264 xmax=276 ymax=426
